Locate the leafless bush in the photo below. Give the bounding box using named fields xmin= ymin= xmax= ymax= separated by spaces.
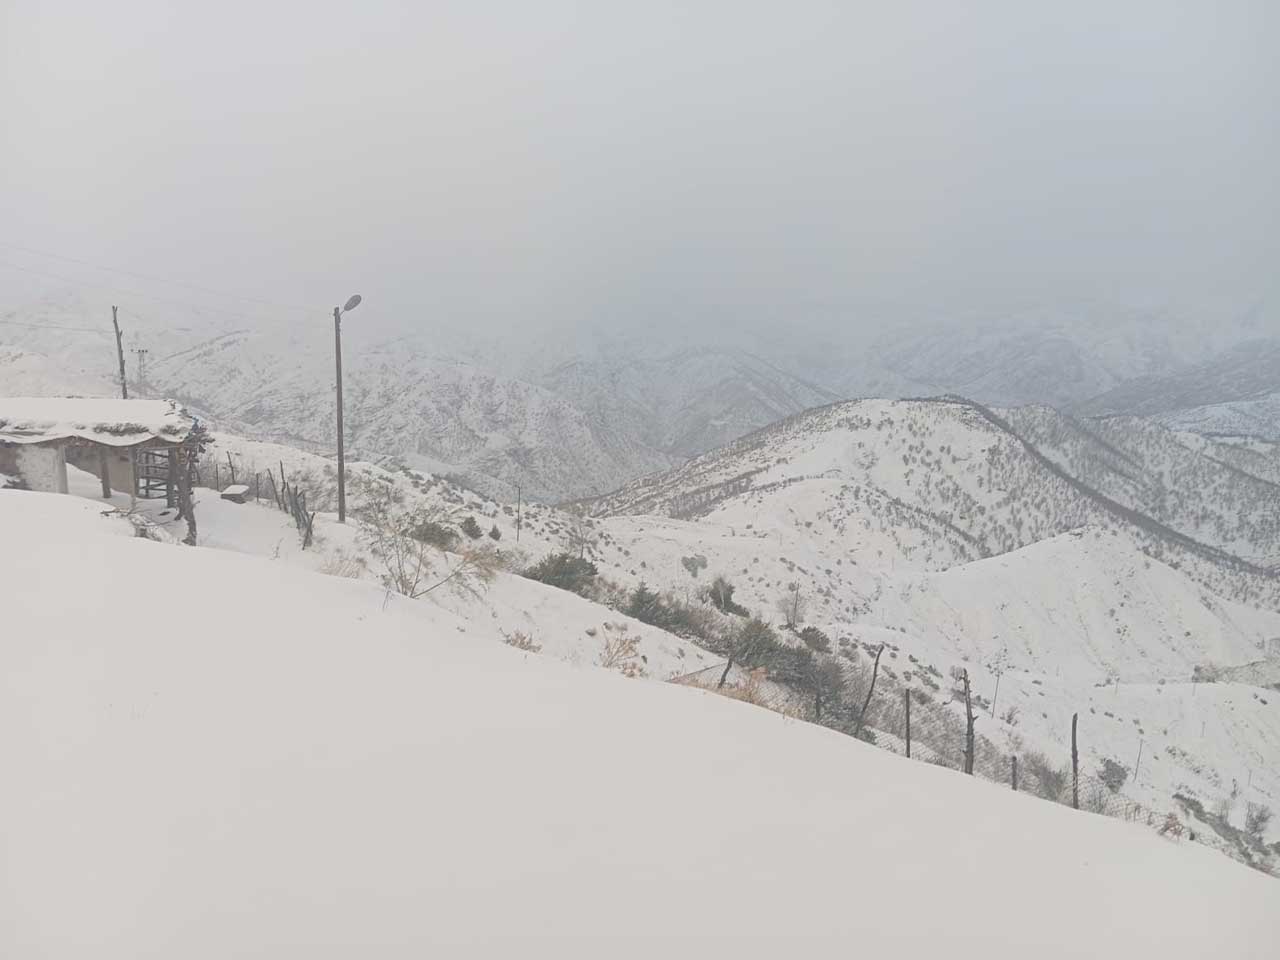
xmin=1246 ymin=802 xmax=1273 ymax=837
xmin=776 ymin=581 xmax=809 ymax=629
xmin=599 ymin=622 xmax=644 ymax=677
xmin=357 ymin=495 xmax=497 ymax=601
xmin=1021 ymin=750 xmax=1069 ymax=803
xmin=502 ymin=630 xmax=542 ymax=653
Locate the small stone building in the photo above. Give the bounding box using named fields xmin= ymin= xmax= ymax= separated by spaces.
xmin=0 ymin=397 xmax=195 ymax=497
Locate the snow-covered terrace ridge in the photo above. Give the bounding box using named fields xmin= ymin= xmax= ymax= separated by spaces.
xmin=0 ymin=397 xmax=193 ymax=446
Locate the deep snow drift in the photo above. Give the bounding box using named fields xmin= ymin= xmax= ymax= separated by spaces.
xmin=2 ymin=490 xmax=1277 ymax=957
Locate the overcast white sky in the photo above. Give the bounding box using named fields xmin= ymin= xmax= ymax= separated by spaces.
xmin=2 ymin=1 xmax=1276 ymax=340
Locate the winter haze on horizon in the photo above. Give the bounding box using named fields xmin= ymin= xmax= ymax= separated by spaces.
xmin=2 ymin=0 xmax=1277 ymax=344
xmin=4 ymin=2 xmax=1278 ymax=498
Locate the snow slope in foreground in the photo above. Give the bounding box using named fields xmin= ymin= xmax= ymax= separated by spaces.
xmin=2 ymin=491 xmax=1277 ymax=958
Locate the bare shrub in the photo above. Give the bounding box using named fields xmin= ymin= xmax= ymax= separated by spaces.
xmin=599 ymin=622 xmax=644 ymax=677
xmin=502 ymin=630 xmax=542 ymax=653
xmin=776 ymin=581 xmax=809 ymax=629
xmin=358 ymin=495 xmax=497 ymax=601
xmin=1098 ymin=757 xmax=1129 ymax=793
xmin=1245 ymin=802 xmax=1273 ymax=837
xmin=1021 ymin=750 xmax=1069 ymax=803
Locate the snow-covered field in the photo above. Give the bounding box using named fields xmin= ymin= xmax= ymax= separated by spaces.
xmin=3 ymin=490 xmax=1277 ymax=957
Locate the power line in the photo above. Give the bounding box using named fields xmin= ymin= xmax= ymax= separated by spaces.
xmin=0 ymin=238 xmax=310 ymax=312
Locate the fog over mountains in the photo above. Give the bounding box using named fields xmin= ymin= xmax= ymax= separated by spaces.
xmin=2 ymin=287 xmax=1276 ymax=500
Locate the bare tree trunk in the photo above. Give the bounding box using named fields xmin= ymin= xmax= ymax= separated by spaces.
xmin=177 ymin=447 xmax=197 ymax=545
xmin=904 ymin=688 xmax=911 ymax=758
xmin=717 ymin=655 xmax=735 ymax=689
xmin=854 ymin=644 xmax=884 ymax=738
xmin=98 ymin=448 xmax=112 ymax=498
xmin=111 ymin=306 xmax=128 ymax=399
xmin=1012 ymin=755 xmax=1018 ymax=791
xmin=226 ymin=451 xmax=236 ymax=485
xmin=1071 ymin=712 xmax=1079 ymax=809
xmin=962 ymin=669 xmax=975 ymax=775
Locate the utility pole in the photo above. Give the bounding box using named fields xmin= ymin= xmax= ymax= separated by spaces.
xmin=132 ymin=347 xmax=149 ymax=390
xmin=111 ymin=306 xmax=128 ymax=399
xmin=332 ymin=294 xmax=362 ymax=523
xmin=1071 ymin=713 xmax=1080 ymax=810
xmin=334 ymin=305 xmax=346 ymax=523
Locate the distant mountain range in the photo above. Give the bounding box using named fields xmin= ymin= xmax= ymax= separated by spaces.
xmin=1 ymin=290 xmax=1275 ymax=497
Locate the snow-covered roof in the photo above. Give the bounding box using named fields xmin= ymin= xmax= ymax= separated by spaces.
xmin=0 ymin=397 xmax=194 ymax=446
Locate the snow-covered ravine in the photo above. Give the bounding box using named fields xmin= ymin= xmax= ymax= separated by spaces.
xmin=2 ymin=490 xmax=1277 ymax=957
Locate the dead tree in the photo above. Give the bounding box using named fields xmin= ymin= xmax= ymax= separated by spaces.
xmin=1071 ymin=712 xmax=1080 ymax=810
xmin=111 ymin=306 xmax=128 ymax=399
xmin=853 ymin=643 xmax=884 ymax=738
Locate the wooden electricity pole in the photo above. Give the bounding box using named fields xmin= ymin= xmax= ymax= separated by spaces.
xmin=111 ymin=306 xmax=128 ymax=399
xmin=904 ymin=688 xmax=911 ymax=759
xmin=1071 ymin=713 xmax=1080 ymax=810
xmin=962 ymin=669 xmax=976 ymax=775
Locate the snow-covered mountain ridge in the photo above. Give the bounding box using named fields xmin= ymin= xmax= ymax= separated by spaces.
xmin=3 ymin=290 xmax=1273 ymax=499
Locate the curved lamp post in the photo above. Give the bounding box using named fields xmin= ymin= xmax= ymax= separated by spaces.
xmin=334 ymin=294 xmax=361 ymax=522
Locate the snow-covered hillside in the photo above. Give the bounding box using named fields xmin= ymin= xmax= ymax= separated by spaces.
xmin=0 ymin=293 xmax=832 ymax=501
xmin=1156 ymin=394 xmax=1280 ymax=442
xmin=3 ymin=490 xmax=1277 ymax=957
xmin=1077 ymin=338 xmax=1280 ymax=435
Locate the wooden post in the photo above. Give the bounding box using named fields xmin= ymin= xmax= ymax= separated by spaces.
xmin=166 ymin=448 xmax=178 ymax=508
xmin=1011 ymin=755 xmax=1019 ymax=791
xmin=111 ymin=306 xmax=128 ymax=399
xmin=1071 ymin=712 xmax=1080 ymax=810
xmin=962 ymin=669 xmax=976 ymax=775
xmin=854 ymin=644 xmax=884 ymax=739
xmin=176 ymin=446 xmax=197 ymax=545
xmin=98 ymin=447 xmax=112 ymax=498
xmin=254 ymin=472 xmax=261 ymax=502
xmin=904 ymin=688 xmax=911 ymax=759
xmin=226 ymin=452 xmax=236 ymax=485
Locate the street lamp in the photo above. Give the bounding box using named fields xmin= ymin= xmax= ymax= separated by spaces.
xmin=333 ymin=294 xmax=362 ymax=522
